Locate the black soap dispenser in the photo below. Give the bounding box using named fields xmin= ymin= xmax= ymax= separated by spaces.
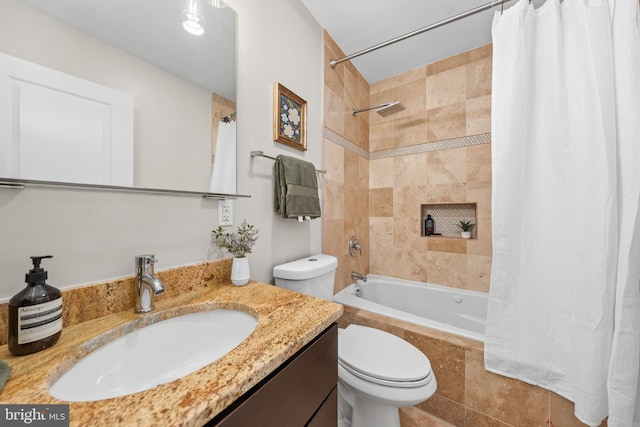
xmin=8 ymin=256 xmax=63 ymax=356
xmin=424 ymin=215 xmax=435 ymax=236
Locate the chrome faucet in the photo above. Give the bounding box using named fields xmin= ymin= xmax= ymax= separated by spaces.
xmin=135 ymin=255 xmax=165 ymax=313
xmin=351 ymin=271 xmax=367 ymax=282
xmin=349 ymin=236 xmax=362 ymax=257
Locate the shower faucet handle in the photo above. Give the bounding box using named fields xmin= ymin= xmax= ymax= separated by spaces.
xmin=349 ymin=236 xmax=362 ymax=257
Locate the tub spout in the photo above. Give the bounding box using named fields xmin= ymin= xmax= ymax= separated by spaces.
xmin=351 ymin=271 xmax=367 ymax=282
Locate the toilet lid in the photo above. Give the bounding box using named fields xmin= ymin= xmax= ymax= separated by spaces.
xmin=338 ymin=325 xmax=432 ymax=386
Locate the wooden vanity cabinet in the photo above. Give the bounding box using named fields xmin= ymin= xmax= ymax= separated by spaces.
xmin=208 ymin=323 xmax=338 ymax=427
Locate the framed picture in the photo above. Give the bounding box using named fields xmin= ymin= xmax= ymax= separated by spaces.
xmin=273 ymin=82 xmax=307 ymax=151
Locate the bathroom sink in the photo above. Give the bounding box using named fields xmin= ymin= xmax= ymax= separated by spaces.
xmin=48 ymin=309 xmax=257 ymax=402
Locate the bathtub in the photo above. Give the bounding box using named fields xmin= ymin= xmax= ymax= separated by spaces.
xmin=333 ymin=274 xmax=487 ymax=342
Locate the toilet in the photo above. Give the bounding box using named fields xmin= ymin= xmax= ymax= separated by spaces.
xmin=273 ymin=254 xmax=437 ymax=427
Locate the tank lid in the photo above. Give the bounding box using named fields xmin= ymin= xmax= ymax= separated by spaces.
xmin=273 ymin=254 xmax=338 ymax=280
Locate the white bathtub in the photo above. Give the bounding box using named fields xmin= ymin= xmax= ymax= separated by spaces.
xmin=333 ymin=274 xmax=487 ymax=342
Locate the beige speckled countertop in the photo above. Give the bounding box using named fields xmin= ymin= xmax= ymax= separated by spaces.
xmin=0 ymin=281 xmax=343 ymax=426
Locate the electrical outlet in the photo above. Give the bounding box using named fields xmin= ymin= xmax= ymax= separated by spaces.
xmin=218 ymin=200 xmax=233 ymax=226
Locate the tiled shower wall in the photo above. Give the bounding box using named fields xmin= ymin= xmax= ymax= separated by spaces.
xmin=323 ymin=30 xmax=492 ymax=294
xmin=368 ymin=45 xmax=493 ymax=293
xmin=323 ymin=31 xmax=370 ymax=291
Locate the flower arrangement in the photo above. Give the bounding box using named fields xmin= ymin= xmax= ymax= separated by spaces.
xmin=456 ymin=220 xmax=474 ymax=232
xmin=212 ymin=220 xmax=259 ymax=258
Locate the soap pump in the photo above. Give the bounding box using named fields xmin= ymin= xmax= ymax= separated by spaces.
xmin=8 ymin=256 xmax=63 ymax=356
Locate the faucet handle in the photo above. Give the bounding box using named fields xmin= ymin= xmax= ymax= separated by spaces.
xmin=135 ymin=254 xmax=156 ymax=262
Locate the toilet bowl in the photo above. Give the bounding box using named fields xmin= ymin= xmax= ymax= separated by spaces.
xmin=273 ymin=255 xmax=437 ymax=427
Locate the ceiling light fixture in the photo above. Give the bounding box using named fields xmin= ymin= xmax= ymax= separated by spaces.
xmin=182 ymin=0 xmax=205 ymax=36
xmin=209 ymin=0 xmax=228 ymax=8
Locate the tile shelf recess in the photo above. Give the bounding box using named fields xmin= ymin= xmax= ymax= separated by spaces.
xmin=0 ymin=178 xmax=251 ymax=200
xmin=421 ymin=203 xmax=477 ymax=239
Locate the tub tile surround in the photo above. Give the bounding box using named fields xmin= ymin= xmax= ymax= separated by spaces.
xmin=323 ymin=31 xmax=492 ymax=294
xmin=0 ymin=259 xmax=233 ymax=345
xmin=339 ymin=306 xmax=607 ymax=427
xmin=0 ymin=262 xmax=343 ymax=426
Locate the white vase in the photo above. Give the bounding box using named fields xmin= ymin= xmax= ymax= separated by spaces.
xmin=231 ymin=257 xmax=250 ymax=286
xmin=461 ymin=231 xmax=472 ymax=239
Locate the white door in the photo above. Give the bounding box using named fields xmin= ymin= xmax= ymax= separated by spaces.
xmin=0 ymin=52 xmax=134 ymax=186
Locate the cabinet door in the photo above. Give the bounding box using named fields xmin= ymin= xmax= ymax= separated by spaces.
xmin=212 ymin=324 xmax=337 ymax=427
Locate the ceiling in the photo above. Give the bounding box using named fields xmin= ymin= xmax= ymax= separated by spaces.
xmin=301 ymin=0 xmax=515 ymax=84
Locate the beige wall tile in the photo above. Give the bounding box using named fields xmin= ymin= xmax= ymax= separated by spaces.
xmin=466 ymin=57 xmax=492 ymax=100
xmin=370 ymin=188 xmax=394 ymax=217
xmin=323 ymin=179 xmax=345 ymax=220
xmin=392 ymin=245 xmax=429 ymax=282
xmin=466 ymin=44 xmax=492 ymax=62
xmin=426 ymin=183 xmax=468 ymax=203
xmin=370 ymin=158 xmax=394 ymax=188
xmin=427 ymin=148 xmax=467 ymax=185
xmin=465 ymin=409 xmax=513 ymax=427
xmin=323 ymin=218 xmax=346 ymax=257
xmin=427 ymin=51 xmax=467 ymax=76
xmin=466 ymin=143 xmax=492 ymax=183
xmin=344 ymin=148 xmax=360 ymax=184
xmin=427 ymin=66 xmax=466 ymax=110
xmin=371 ymin=65 xmax=427 ymax=94
xmin=427 ymin=237 xmax=467 ymax=254
xmin=323 ymin=139 xmax=344 ymax=183
xmin=394 ymin=152 xmax=429 ymax=187
xmin=369 ymin=120 xmax=396 ymax=151
xmin=369 ymin=217 xmax=395 ymax=275
xmin=418 ymin=394 xmax=467 ymax=427
xmin=394 ymin=113 xmax=430 ymax=148
xmin=549 ymin=392 xmax=608 ymax=427
xmin=466 ymin=254 xmax=492 ymax=293
xmin=465 ymin=348 xmax=550 ymax=426
xmin=400 ymin=406 xmax=455 ymax=427
xmin=394 ymin=186 xmax=423 ymax=219
xmin=354 ymin=310 xmax=405 ymax=338
xmin=406 ymin=332 xmax=466 ymax=404
xmin=466 ymin=95 xmax=492 ymax=136
xmin=324 ymin=85 xmax=346 ymax=136
xmin=426 ymin=251 xmax=468 ymax=288
xmin=427 ymin=102 xmax=467 ymax=141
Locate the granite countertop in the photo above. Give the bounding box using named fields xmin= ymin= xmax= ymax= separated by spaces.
xmin=0 ymin=281 xmax=343 ymax=426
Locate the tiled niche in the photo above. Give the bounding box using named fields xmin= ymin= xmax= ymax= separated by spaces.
xmin=421 ymin=203 xmax=477 ymax=239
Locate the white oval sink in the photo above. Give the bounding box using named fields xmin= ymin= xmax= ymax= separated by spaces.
xmin=49 ymin=309 xmax=257 ymax=402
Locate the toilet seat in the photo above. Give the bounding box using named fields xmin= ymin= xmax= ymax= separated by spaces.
xmin=338 ymin=325 xmax=433 ymax=388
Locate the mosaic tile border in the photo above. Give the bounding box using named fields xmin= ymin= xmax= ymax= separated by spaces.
xmin=323 ymin=127 xmax=491 ymax=160
xmin=323 ymin=128 xmax=369 ymax=158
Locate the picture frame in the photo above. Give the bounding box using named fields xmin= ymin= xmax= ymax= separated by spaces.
xmin=273 ymin=82 xmax=307 ymax=151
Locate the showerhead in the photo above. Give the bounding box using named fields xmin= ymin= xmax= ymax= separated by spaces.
xmin=352 ymin=101 xmax=406 ymax=117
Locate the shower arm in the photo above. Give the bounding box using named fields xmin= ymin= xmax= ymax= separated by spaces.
xmin=352 ymin=102 xmax=396 ymax=116
xmin=329 ymin=0 xmax=512 ymax=69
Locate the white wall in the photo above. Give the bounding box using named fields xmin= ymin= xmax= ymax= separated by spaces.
xmin=0 ymin=0 xmax=324 ymax=300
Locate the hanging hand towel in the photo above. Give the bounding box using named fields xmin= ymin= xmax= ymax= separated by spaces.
xmin=274 ymin=155 xmax=321 ymax=219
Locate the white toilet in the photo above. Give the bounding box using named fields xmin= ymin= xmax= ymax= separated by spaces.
xmin=273 ymin=254 xmax=437 ymax=427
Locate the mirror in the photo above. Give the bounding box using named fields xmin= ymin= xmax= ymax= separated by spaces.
xmin=0 ymin=0 xmax=237 ymax=193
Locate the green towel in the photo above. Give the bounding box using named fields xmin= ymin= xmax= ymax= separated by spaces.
xmin=0 ymin=359 xmax=12 ymax=392
xmin=274 ymin=155 xmax=321 ymax=219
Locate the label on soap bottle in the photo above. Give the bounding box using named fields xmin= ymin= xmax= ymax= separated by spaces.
xmin=17 ymin=298 xmax=63 ymax=344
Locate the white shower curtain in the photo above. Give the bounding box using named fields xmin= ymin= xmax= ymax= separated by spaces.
xmin=210 ymin=120 xmax=237 ymax=194
xmin=485 ymin=0 xmax=640 ymax=425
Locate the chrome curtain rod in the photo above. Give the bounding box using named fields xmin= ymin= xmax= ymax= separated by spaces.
xmin=250 ymin=151 xmax=326 ymax=174
xmin=329 ymin=0 xmax=511 ymax=68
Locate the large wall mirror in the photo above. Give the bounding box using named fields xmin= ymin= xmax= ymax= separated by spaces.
xmin=0 ymin=0 xmax=237 ymax=194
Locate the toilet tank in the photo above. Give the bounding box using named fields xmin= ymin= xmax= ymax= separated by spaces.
xmin=273 ymin=254 xmax=338 ymax=301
